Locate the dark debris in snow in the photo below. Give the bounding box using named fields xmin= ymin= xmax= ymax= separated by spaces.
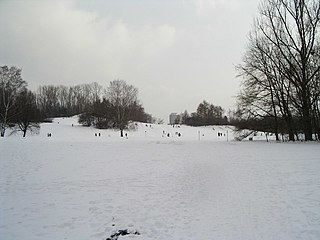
xmin=106 ymin=229 xmax=140 ymax=240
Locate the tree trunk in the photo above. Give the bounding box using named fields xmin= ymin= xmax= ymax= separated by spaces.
xmin=0 ymin=128 xmax=5 ymax=137
xmin=274 ymin=119 xmax=279 ymax=141
xmin=314 ymin=104 xmax=320 ymax=141
xmin=270 ymin=85 xmax=280 ymax=141
xmin=280 ymin=92 xmax=295 ymax=141
xmin=302 ymin=114 xmax=313 ymax=141
xmin=23 ymin=129 xmax=27 ymax=137
xmin=288 ymin=128 xmax=295 ymax=141
xmin=1 ymin=108 xmax=9 ymax=137
xmin=301 ymin=96 xmax=313 ymax=141
xmin=284 ymin=115 xmax=295 ymax=141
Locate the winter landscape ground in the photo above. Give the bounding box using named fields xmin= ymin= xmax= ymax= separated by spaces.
xmin=1 ymin=117 xmax=320 ymax=240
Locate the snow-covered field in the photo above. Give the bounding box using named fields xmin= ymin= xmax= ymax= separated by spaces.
xmin=1 ymin=117 xmax=320 ymax=240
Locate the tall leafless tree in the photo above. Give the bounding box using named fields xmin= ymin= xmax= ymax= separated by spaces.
xmin=107 ymin=79 xmax=138 ymax=137
xmin=238 ymin=0 xmax=320 ymax=141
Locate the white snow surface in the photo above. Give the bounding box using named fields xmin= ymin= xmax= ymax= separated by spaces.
xmin=1 ymin=116 xmax=320 ymax=240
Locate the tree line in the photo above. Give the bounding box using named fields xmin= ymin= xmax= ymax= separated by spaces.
xmin=236 ymin=0 xmax=320 ymax=141
xmin=78 ymin=79 xmax=152 ymax=137
xmin=0 ymin=66 xmax=152 ymax=137
xmin=177 ymin=100 xmax=228 ymax=126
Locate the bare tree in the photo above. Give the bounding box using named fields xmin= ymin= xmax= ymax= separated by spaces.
xmin=57 ymin=85 xmax=69 ymax=115
xmin=107 ymin=79 xmax=138 ymax=137
xmin=238 ymin=0 xmax=320 ymax=141
xmin=14 ymin=89 xmax=40 ymax=137
xmin=0 ymin=66 xmax=27 ymax=137
xmin=91 ymin=82 xmax=103 ymax=103
xmin=36 ymin=85 xmax=60 ymax=118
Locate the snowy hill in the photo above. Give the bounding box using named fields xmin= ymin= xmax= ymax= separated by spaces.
xmin=5 ymin=115 xmax=278 ymax=142
xmin=1 ymin=116 xmax=320 ymax=240
xmin=7 ymin=115 xmax=262 ymax=142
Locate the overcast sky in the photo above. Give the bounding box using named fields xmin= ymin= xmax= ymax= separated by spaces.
xmin=0 ymin=0 xmax=259 ymax=122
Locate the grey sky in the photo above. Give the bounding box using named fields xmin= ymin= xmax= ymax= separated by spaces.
xmin=0 ymin=0 xmax=259 ymax=122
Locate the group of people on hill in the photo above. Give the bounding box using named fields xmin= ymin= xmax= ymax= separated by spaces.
xmin=162 ymin=130 xmax=182 ymax=138
xmin=217 ymin=132 xmax=225 ymax=137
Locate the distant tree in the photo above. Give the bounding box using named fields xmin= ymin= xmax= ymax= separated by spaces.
xmin=0 ymin=66 xmax=27 ymax=137
xmin=57 ymin=85 xmax=69 ymax=116
xmin=36 ymin=85 xmax=60 ymax=118
xmin=196 ymin=100 xmax=225 ymax=125
xmin=35 ymin=81 xmax=150 ymax=132
xmin=130 ymin=101 xmax=152 ymax=123
xmin=90 ymin=98 xmax=116 ymax=129
xmin=107 ymin=80 xmax=138 ymax=137
xmin=181 ymin=110 xmax=189 ymax=124
xmin=197 ymin=100 xmax=210 ymax=125
xmin=91 ymin=82 xmax=104 ymax=103
xmin=152 ymin=118 xmax=164 ymax=124
xmin=78 ymin=112 xmax=95 ymax=127
xmin=14 ymin=89 xmax=41 ymax=137
xmin=210 ymin=105 xmax=224 ymax=124
xmin=188 ymin=112 xmax=202 ymax=126
xmin=174 ymin=115 xmax=181 ymax=124
xmin=222 ymin=116 xmax=229 ymax=125
xmin=36 ymin=82 xmax=104 ymax=118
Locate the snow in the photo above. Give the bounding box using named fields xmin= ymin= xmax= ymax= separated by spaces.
xmin=1 ymin=117 xmax=320 ymax=240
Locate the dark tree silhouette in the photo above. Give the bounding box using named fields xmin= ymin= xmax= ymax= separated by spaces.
xmin=14 ymin=89 xmax=41 ymax=137
xmin=237 ymin=0 xmax=320 ymax=141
